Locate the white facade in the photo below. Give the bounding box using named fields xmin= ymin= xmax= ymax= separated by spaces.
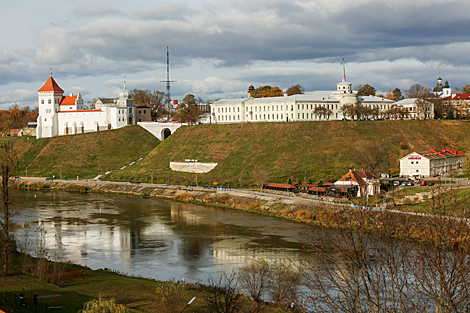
xmin=400 ymin=149 xmax=466 ymax=178
xmin=392 ymin=98 xmax=434 ymax=120
xmin=211 ymin=64 xmax=394 ymax=124
xmin=36 ymin=76 xmax=135 ymax=139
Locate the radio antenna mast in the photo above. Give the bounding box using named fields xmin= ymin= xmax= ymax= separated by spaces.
xmin=160 ymin=46 xmax=176 ymax=109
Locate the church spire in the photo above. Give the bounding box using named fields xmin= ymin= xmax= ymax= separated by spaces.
xmin=342 ymin=58 xmax=346 ymax=82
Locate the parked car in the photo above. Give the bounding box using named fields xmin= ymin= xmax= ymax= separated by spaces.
xmin=394 ymin=181 xmax=400 ymax=186
xmin=401 ymin=182 xmax=407 ymax=186
xmin=45 ymin=178 xmax=52 ymax=181
xmin=428 ymin=182 xmax=435 ymax=186
xmin=407 ymin=182 xmax=414 ymax=186
xmin=420 ymin=181 xmax=427 ymax=186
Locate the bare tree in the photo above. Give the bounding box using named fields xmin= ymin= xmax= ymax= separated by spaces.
xmin=314 ymin=106 xmax=332 ymax=120
xmin=405 ymin=83 xmax=426 ymax=98
xmin=205 ymin=271 xmax=245 ymax=313
xmin=0 ymin=142 xmax=18 ymax=277
xmin=301 ymin=188 xmax=470 ymax=313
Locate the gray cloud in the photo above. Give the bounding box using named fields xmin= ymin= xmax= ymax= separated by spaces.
xmin=72 ymin=2 xmax=122 ymax=19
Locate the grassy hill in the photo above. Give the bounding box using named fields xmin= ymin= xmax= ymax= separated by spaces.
xmin=106 ymin=120 xmax=470 ymax=187
xmin=3 ymin=125 xmax=159 ymax=179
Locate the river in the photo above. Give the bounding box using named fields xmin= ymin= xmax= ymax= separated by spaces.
xmin=13 ymin=189 xmax=319 ymax=283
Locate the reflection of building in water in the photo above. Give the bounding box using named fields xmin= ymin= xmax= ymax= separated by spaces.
xmin=211 ymin=241 xmax=303 ymax=267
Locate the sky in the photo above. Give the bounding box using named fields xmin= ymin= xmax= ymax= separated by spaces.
xmin=2 ymin=0 xmax=470 ymax=109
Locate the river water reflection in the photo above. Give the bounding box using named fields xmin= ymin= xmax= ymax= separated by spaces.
xmin=14 ymin=189 xmax=320 ymax=283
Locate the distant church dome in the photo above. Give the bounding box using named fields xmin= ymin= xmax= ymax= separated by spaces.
xmin=119 ymin=82 xmax=131 ymax=99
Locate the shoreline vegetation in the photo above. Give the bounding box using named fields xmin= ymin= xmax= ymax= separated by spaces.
xmin=5 ymin=176 xmax=470 ymax=312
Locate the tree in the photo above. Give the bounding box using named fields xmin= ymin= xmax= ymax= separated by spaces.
xmin=286 ymin=84 xmax=305 ymax=96
xmin=415 ymin=98 xmax=429 ymax=120
xmin=313 ymin=106 xmax=332 ymax=120
xmin=175 ymin=93 xmax=201 ymax=125
xmin=0 ymin=142 xmax=18 ymax=277
xmin=392 ymin=88 xmax=404 ymax=101
xmin=356 ymin=84 xmax=376 ymax=96
xmin=130 ymin=89 xmax=166 ymax=120
xmin=354 ymin=141 xmax=393 ymax=173
xmin=462 ymin=84 xmax=470 ymax=94
xmin=341 ymin=104 xmax=357 ymax=120
xmin=405 ymin=83 xmax=426 ymax=98
xmin=301 ymin=191 xmax=470 ymax=313
xmin=386 ymin=87 xmax=394 ymax=100
xmin=251 ymin=86 xmax=283 ymax=98
xmin=205 ymin=272 xmax=245 ymax=313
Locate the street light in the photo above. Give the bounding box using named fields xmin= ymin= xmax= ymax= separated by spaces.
xmin=25 ymin=166 xmax=28 ymax=179
xmin=261 ymin=173 xmax=268 ymax=193
xmin=239 ymin=171 xmax=243 ymax=189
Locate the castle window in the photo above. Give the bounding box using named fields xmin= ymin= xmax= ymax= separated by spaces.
xmin=48 ymin=99 xmax=51 ymax=104
xmin=139 ymin=110 xmax=141 ymax=114
xmin=41 ymin=99 xmax=44 ymax=104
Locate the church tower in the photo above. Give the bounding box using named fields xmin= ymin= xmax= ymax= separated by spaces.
xmin=36 ymin=74 xmax=64 ymax=138
xmin=332 ymin=59 xmax=358 ymax=106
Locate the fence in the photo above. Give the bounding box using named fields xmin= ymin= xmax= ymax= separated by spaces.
xmin=0 ymin=291 xmax=63 ymax=313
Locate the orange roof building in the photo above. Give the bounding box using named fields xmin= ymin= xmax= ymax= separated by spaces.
xmin=335 ymin=169 xmax=381 ymax=197
xmin=400 ymin=149 xmax=466 ymax=178
xmin=36 ymin=75 xmax=136 ymax=138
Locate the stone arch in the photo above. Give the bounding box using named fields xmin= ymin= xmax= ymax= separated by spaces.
xmin=64 ymin=122 xmax=69 ymax=135
xmin=72 ymin=122 xmax=77 ymax=135
xmin=129 ymin=117 xmax=133 ymax=125
xmin=94 ymin=121 xmax=99 ymax=131
xmin=79 ymin=122 xmax=84 ymax=133
xmin=161 ymin=128 xmax=172 ymax=140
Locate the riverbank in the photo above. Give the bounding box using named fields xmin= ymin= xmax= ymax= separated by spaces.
xmin=12 ymin=178 xmax=335 ymax=226
xmin=0 ymin=253 xmax=290 ymax=313
xmin=12 ymin=178 xmax=470 ymax=247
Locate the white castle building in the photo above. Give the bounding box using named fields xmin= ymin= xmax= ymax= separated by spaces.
xmin=211 ymin=63 xmax=394 ymax=124
xmin=36 ymin=75 xmax=135 ymax=139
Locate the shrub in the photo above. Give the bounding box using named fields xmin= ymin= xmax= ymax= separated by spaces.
xmin=79 ymin=295 xmax=129 ymax=313
xmin=155 ymin=282 xmax=185 ymax=313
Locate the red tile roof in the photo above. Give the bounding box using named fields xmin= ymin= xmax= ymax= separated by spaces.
xmin=57 ymin=110 xmax=102 ymax=113
xmin=38 ymin=76 xmax=64 ymax=92
xmin=337 ymin=169 xmax=378 ymax=186
xmin=441 ymin=148 xmax=466 ymax=156
xmin=60 ymin=95 xmax=77 ymax=106
xmin=264 ymin=183 xmax=296 ymax=189
xmin=453 ymin=94 xmax=470 ymax=100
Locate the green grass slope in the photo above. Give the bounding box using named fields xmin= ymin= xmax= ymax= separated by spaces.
xmin=5 ymin=125 xmax=159 ymax=179
xmin=108 ymin=120 xmax=470 ymax=187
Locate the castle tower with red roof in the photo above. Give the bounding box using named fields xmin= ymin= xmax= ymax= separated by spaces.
xmin=36 ymin=74 xmax=135 ymax=139
xmin=37 ymin=74 xmax=64 ymax=138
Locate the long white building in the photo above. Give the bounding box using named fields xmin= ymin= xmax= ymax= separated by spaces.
xmin=36 ymin=75 xmax=135 ymax=139
xmin=211 ymin=64 xmax=394 ymax=123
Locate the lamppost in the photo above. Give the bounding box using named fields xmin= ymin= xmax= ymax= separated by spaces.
xmin=261 ymin=173 xmax=268 ymax=193
xmin=59 ymin=167 xmax=62 ymax=180
xmin=151 ymin=170 xmax=154 ymax=184
xmin=239 ymin=171 xmax=243 ymax=189
xmin=25 ymin=166 xmax=28 ymax=179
